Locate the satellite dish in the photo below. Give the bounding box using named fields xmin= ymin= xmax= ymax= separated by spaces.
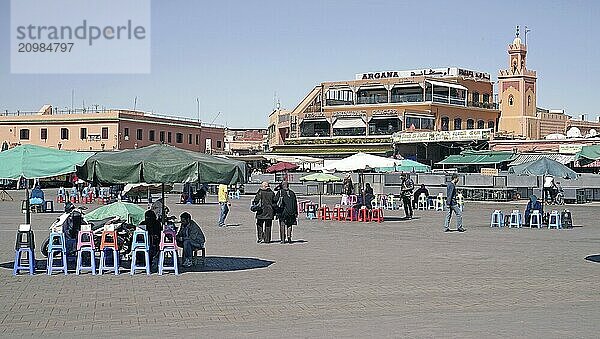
xmin=566 ymin=127 xmax=582 ymax=138
xmin=588 ymin=129 xmax=598 ymax=137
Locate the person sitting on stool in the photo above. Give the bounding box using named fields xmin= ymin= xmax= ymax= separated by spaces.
xmin=176 ymin=212 xmax=205 ymax=268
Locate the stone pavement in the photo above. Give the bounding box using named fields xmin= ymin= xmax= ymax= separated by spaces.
xmin=0 ymin=190 xmax=599 ymax=337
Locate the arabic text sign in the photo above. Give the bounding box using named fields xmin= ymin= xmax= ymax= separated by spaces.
xmin=393 ymin=129 xmax=492 ymax=143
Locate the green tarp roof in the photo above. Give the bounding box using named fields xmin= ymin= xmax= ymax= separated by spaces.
xmin=438 ymin=151 xmax=515 ymax=165
xmin=575 ymin=145 xmax=600 ymax=165
xmin=376 ymin=159 xmax=431 ymax=173
xmin=0 ymin=144 xmax=93 ymax=180
xmin=77 ymin=144 xmax=245 ymax=185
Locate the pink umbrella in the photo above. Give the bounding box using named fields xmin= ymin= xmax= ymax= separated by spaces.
xmin=265 ymin=161 xmax=299 ymax=173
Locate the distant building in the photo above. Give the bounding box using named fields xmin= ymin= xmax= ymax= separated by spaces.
xmin=267 ymin=107 xmax=291 ymax=150
xmin=224 ymin=127 xmax=267 ymax=155
xmin=0 ymin=105 xmax=225 ymax=153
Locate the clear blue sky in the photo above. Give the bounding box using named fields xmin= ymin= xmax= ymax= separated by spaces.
xmin=1 ymin=0 xmax=599 ymax=127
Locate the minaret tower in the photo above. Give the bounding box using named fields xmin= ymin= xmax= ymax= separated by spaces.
xmin=498 ymin=26 xmax=539 ymax=138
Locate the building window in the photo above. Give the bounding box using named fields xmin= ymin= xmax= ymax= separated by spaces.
xmin=405 ymin=115 xmax=434 ymax=130
xmin=528 ymin=95 xmax=532 ymax=106
xmin=176 ymin=133 xmax=183 ymax=143
xmin=488 ymin=121 xmax=495 ymax=130
xmin=472 ymin=92 xmax=480 ymax=103
xmin=80 ymin=128 xmax=87 ymax=140
xmin=40 ymin=128 xmax=47 ymax=140
xmin=168 ymin=132 xmax=172 ymax=143
xmin=440 ymin=117 xmax=449 ymax=131
xmin=466 ymin=119 xmax=474 ymax=130
xmin=188 ymin=134 xmax=192 ymax=144
xmin=61 ymin=128 xmax=69 ymax=140
xmin=508 ymin=95 xmax=514 ymax=106
xmin=136 ymin=129 xmax=143 ymax=141
xmin=453 ymin=118 xmax=462 ymax=130
xmin=124 ymin=128 xmax=129 ymax=138
xmin=160 ymin=131 xmax=165 ymax=142
xmin=149 ymin=130 xmax=155 ymax=141
xmin=195 ymin=134 xmax=199 ymax=145
xmin=102 ymin=127 xmax=109 ymax=139
xmin=368 ymin=118 xmax=402 ymax=135
xmin=483 ymin=94 xmax=490 ymax=103
xmin=216 ymin=140 xmax=222 ymax=148
xmin=19 ymin=129 xmax=30 ymax=140
xmin=477 ymin=120 xmax=485 ymax=129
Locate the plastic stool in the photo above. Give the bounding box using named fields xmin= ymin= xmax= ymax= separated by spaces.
xmin=76 ymin=230 xmax=96 ymax=275
xmin=348 ymin=195 xmax=358 ymax=206
xmin=306 ymin=204 xmax=317 ymax=219
xmin=371 ymin=208 xmax=384 ymax=223
xmin=99 ymin=231 xmax=119 ymax=275
xmin=332 ymin=205 xmax=345 ymax=221
xmin=529 ymin=210 xmax=542 ymax=229
xmin=13 ymin=226 xmax=36 ymax=275
xmin=340 ymin=194 xmax=349 ymax=206
xmin=509 ymin=210 xmax=522 ymax=228
xmin=358 ymin=207 xmax=370 ymax=222
xmin=435 ymin=194 xmax=444 ymax=211
xmin=548 ymin=211 xmax=562 ymax=229
xmin=47 ymin=232 xmax=68 ymax=275
xmin=130 ymin=230 xmax=150 ymax=275
xmin=345 ymin=207 xmax=357 ymax=221
xmin=318 ymin=205 xmax=331 ymax=220
xmin=158 ymin=247 xmax=179 ymax=275
xmin=417 ymin=193 xmax=427 ymax=210
xmin=457 ymin=193 xmax=464 ymax=211
xmin=490 ymin=210 xmax=504 ymax=227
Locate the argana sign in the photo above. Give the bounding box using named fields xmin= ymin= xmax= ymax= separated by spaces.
xmin=392 ymin=129 xmax=493 ymax=143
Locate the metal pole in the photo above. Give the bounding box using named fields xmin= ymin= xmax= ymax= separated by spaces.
xmin=161 ymin=183 xmax=165 ymax=228
xmin=25 ymin=178 xmax=30 ymax=224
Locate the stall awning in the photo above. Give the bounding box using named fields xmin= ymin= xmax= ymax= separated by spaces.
xmin=438 ymin=151 xmax=515 ymax=165
xmin=393 ymin=83 xmax=423 ymax=88
xmin=575 ymin=145 xmax=600 ymax=165
xmin=509 ymin=153 xmax=575 ymax=167
xmin=426 ymin=80 xmax=467 ymax=91
xmin=333 ymin=118 xmax=366 ymax=129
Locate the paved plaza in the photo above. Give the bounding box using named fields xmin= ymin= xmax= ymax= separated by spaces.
xmin=0 ymin=190 xmax=599 ymax=337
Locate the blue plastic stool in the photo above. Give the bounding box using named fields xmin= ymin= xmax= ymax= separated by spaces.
xmin=548 ymin=211 xmax=562 ymax=229
xmin=99 ymin=248 xmax=119 ymax=275
xmin=76 ymin=247 xmax=96 ymax=275
xmin=130 ymin=230 xmax=150 ymax=275
xmin=306 ymin=204 xmax=317 ymax=220
xmin=13 ymin=228 xmax=36 ymax=276
xmin=47 ymin=232 xmax=68 ymax=275
xmin=490 ymin=210 xmax=504 ymax=227
xmin=158 ymin=248 xmax=179 ymax=275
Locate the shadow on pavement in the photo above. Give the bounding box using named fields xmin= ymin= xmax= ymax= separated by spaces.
xmin=2 ymin=255 xmax=275 ymax=274
xmin=584 ymin=254 xmax=600 ymax=263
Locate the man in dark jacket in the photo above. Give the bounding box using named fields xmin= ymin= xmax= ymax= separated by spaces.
xmin=444 ymin=173 xmax=465 ymax=232
xmin=400 ymin=174 xmax=414 ymax=219
xmin=176 ymin=212 xmax=206 ymax=267
xmin=141 ymin=210 xmax=161 ymax=262
xmin=275 ymin=181 xmax=298 ymax=244
xmin=253 ymin=181 xmax=277 ymax=243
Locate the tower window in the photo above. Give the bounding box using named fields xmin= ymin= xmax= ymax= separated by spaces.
xmin=528 ymin=95 xmax=531 ymax=106
xmin=508 ymin=95 xmax=514 ymax=106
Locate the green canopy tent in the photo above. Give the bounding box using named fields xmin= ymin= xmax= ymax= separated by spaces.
xmin=77 ymin=144 xmax=246 ymax=224
xmin=299 ymin=173 xmax=342 ymax=206
xmin=84 ymin=201 xmax=146 ymax=227
xmin=575 ymin=145 xmax=600 ymax=166
xmin=376 ymin=159 xmax=431 ymax=173
xmin=0 ymin=144 xmax=93 ymax=223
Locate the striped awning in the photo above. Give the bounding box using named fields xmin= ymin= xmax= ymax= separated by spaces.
xmin=508 ymin=153 xmax=575 ymax=167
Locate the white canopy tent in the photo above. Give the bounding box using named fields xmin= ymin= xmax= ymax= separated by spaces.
xmin=323 ymin=152 xmax=402 ymax=172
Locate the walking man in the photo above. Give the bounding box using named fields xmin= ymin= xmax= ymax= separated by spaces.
xmin=444 ymin=173 xmax=465 ymax=232
xmin=275 ymin=181 xmax=298 ymax=244
xmin=400 ymin=173 xmax=414 ymax=219
xmin=218 ymin=184 xmax=230 ymax=227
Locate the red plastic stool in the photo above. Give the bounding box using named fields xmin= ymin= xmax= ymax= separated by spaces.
xmin=358 ymin=207 xmax=370 ymax=222
xmin=333 ymin=205 xmax=345 ymax=221
xmin=345 ymin=207 xmax=357 ymax=221
xmin=100 ymin=231 xmax=118 ymax=251
xmin=371 ymin=208 xmax=384 ymax=223
xmin=318 ymin=206 xmax=331 ymax=220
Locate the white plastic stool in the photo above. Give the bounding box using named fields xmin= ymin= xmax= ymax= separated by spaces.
xmin=457 ymin=193 xmax=464 ymax=211
xmin=529 ymin=210 xmax=542 ymax=229
xmin=435 ymin=193 xmax=444 ymax=211
xmin=509 ymin=210 xmax=522 ymax=228
xmin=340 ymin=194 xmax=349 ymax=206
xmin=490 ymin=210 xmax=504 ymax=227
xmin=417 ymin=193 xmax=427 ymax=210
xmin=548 ymin=211 xmax=562 ymax=229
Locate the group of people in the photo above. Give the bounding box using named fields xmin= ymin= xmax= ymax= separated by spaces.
xmin=251 ymin=181 xmax=298 ymax=244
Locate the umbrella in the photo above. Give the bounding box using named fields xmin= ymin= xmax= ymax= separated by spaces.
xmin=509 ymin=157 xmax=577 ymax=210
xmin=265 ymin=161 xmax=299 ymax=173
xmin=84 ymin=201 xmax=146 ymax=226
xmin=78 ymin=144 xmax=245 ymax=225
xmin=300 ymin=173 xmax=342 ymax=206
xmin=323 ymin=152 xmax=401 ymax=172
xmin=0 ymin=144 xmax=93 ymax=223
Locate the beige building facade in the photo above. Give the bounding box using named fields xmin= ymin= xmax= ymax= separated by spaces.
xmin=0 ymin=105 xmax=225 ymax=153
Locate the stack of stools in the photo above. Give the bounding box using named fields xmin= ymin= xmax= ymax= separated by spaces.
xmin=76 ymin=226 xmax=96 ymax=275
xmin=332 ymin=205 xmax=345 ymax=221
xmin=509 ymin=210 xmax=522 ymax=228
xmin=99 ymin=226 xmax=119 ymax=275
xmin=417 ymin=193 xmax=428 ymax=211
xmin=358 ymin=206 xmax=370 ymax=222
xmin=47 ymin=231 xmax=68 ymax=275
xmin=490 ymin=210 xmax=504 ymax=227
xmin=130 ymin=229 xmax=151 ymax=275
xmin=13 ymin=224 xmax=36 ymax=276
xmin=371 ymin=208 xmax=384 ymax=223
xmin=318 ymin=205 xmax=331 ymax=220
xmin=306 ymin=204 xmax=317 ymax=219
xmin=158 ymin=230 xmax=179 ymax=275
xmin=548 ymin=211 xmax=562 ymax=229
xmin=529 ymin=210 xmax=542 ymax=229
